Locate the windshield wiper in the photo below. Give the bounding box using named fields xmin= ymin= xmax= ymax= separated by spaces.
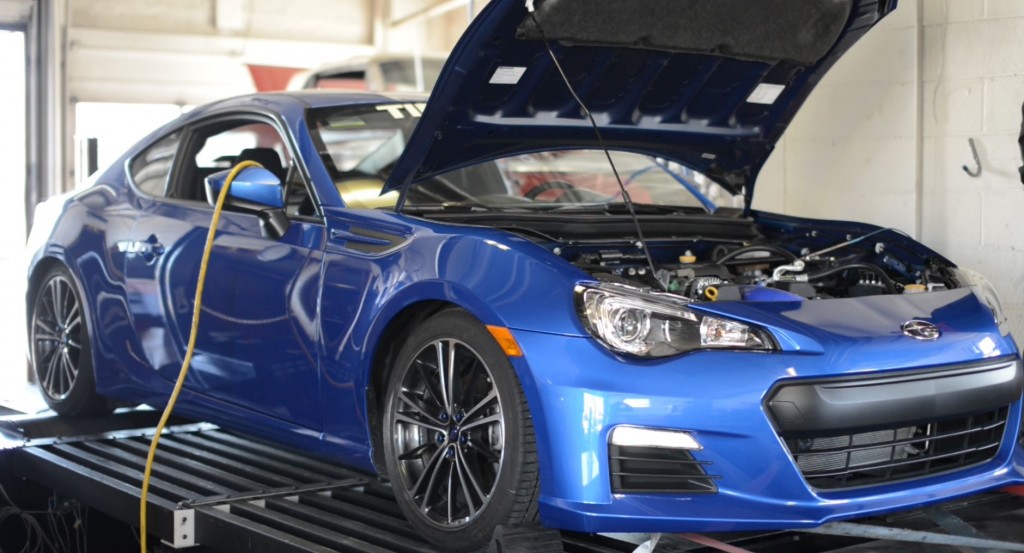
xmin=550 ymin=202 xmax=690 ymax=215
xmin=404 ymin=202 xmax=495 ymax=213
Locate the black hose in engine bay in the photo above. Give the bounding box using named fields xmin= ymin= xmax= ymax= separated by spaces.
xmin=568 ymin=226 xmax=951 ymax=301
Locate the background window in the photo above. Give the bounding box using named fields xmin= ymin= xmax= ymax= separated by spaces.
xmin=75 ymin=102 xmax=190 ymax=184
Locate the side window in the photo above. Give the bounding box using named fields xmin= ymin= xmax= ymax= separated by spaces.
xmin=170 ymin=118 xmax=319 ymax=218
xmin=173 ymin=120 xmax=295 ymax=204
xmin=130 ymin=131 xmax=181 ymax=197
xmin=193 ymin=122 xmax=292 ymax=170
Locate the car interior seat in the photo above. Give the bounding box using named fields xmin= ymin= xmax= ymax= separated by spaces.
xmin=235 ymin=148 xmax=286 ymax=182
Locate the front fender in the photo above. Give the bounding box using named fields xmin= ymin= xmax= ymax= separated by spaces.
xmin=317 ymin=211 xmax=592 ymax=469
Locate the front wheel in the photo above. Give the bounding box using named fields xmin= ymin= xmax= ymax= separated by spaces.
xmin=382 ymin=309 xmax=539 ymax=552
xmin=30 ymin=265 xmax=110 ymax=416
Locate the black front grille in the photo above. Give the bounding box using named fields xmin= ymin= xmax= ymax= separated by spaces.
xmin=609 ymin=444 xmax=718 ymax=494
xmin=784 ymin=407 xmax=1008 ymax=490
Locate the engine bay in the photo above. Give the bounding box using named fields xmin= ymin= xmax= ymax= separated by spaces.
xmin=569 ymin=229 xmax=961 ymax=302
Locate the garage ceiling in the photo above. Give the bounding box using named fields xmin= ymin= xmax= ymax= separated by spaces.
xmin=0 ymin=0 xmax=32 ymax=26
xmin=67 ymin=0 xmax=379 ymax=105
xmin=64 ymin=0 xmax=476 ymax=106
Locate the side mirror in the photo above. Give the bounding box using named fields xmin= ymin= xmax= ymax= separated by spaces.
xmin=204 ymin=167 xmax=289 ymax=238
xmin=205 ymin=166 xmax=285 ymax=209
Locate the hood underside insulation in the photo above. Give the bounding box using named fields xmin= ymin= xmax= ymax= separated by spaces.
xmin=516 ymin=0 xmax=856 ymax=66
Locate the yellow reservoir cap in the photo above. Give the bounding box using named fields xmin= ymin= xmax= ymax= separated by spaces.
xmin=704 ymin=286 xmax=719 ymax=301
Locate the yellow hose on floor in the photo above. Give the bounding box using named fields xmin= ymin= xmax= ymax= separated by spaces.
xmin=139 ymin=160 xmax=262 ymax=553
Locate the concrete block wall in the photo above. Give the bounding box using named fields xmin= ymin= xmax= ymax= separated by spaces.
xmin=755 ymin=2 xmax=920 ymax=232
xmin=921 ymin=0 xmax=1024 ymax=341
xmin=757 ymin=0 xmax=1024 ymax=342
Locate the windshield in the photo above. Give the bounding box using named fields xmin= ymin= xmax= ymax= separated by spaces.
xmin=309 ymin=105 xmax=740 ymax=211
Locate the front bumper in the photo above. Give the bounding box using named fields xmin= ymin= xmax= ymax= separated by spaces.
xmin=510 ymin=330 xmax=1024 ymax=534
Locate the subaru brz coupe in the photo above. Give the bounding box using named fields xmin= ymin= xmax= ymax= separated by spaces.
xmin=27 ymin=0 xmax=1024 ymax=551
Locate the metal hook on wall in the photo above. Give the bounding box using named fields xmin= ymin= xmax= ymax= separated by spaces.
xmin=962 ymin=137 xmax=982 ymax=178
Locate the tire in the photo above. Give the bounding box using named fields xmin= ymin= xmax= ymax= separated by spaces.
xmin=29 ymin=265 xmax=111 ymax=416
xmin=382 ymin=309 xmax=539 ymax=552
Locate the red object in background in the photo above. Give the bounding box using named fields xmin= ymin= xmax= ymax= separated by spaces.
xmin=247 ymin=65 xmax=304 ymax=92
xmin=514 ymin=171 xmax=653 ymax=203
xmin=1003 ymin=486 xmax=1024 ymax=496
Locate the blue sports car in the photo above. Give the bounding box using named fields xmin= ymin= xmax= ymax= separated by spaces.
xmin=27 ymin=0 xmax=1024 ymax=550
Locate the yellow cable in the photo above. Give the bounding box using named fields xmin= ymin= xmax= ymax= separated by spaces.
xmin=139 ymin=160 xmax=262 ymax=553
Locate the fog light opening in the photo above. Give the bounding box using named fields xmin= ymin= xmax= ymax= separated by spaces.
xmin=609 ymin=426 xmax=701 ymax=450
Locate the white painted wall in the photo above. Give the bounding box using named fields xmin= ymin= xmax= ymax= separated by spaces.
xmin=388 ymin=0 xmax=478 ymax=53
xmin=755 ymin=0 xmax=1024 ymax=341
xmin=0 ymin=31 xmax=27 ymax=394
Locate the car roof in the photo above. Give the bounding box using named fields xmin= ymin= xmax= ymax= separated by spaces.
xmin=182 ymin=90 xmax=430 ymax=121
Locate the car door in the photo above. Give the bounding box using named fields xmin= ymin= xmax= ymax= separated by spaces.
xmin=123 ymin=114 xmax=325 ymax=429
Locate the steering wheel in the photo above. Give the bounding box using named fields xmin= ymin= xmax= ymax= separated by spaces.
xmin=523 ymin=180 xmax=587 ymax=203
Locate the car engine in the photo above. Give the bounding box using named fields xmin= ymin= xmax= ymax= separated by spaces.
xmin=570 ymin=231 xmax=961 ymax=302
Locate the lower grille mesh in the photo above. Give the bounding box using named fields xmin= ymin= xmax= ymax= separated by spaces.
xmin=609 ymin=445 xmax=718 ymax=494
xmin=784 ymin=407 xmax=1008 ymax=490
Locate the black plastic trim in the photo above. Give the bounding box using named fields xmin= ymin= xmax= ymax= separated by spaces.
xmin=788 ymin=407 xmax=1008 ymax=490
xmin=415 ymin=211 xmax=761 ymax=243
xmin=330 ymin=227 xmax=409 ymax=254
xmin=609 ymin=444 xmax=719 ymax=494
xmin=766 ymin=358 xmax=1023 ymax=435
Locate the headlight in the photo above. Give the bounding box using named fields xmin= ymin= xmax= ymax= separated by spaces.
xmin=956 ymin=268 xmax=1008 ymax=333
xmin=575 ymin=283 xmax=774 ymax=357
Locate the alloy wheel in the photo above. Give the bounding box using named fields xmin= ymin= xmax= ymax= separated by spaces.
xmin=391 ymin=338 xmax=505 ymax=528
xmin=32 ymin=275 xmax=83 ymax=401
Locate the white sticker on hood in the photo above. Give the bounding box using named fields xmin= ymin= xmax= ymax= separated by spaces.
xmin=490 ymin=66 xmax=527 ymax=85
xmin=747 ymin=83 xmax=786 ymax=105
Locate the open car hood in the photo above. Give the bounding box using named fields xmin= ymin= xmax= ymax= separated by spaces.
xmin=383 ymin=0 xmax=897 ymax=204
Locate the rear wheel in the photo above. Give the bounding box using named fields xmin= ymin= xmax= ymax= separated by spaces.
xmin=382 ymin=309 xmax=538 ymax=552
xmin=30 ymin=265 xmax=110 ymax=416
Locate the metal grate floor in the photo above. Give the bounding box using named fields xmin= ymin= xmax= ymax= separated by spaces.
xmin=4 ymin=409 xmax=1024 ymax=553
xmin=2 ymin=410 xmax=450 ymax=552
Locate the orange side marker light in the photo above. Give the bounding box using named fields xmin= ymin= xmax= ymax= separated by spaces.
xmin=487 ymin=325 xmax=524 ymax=357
